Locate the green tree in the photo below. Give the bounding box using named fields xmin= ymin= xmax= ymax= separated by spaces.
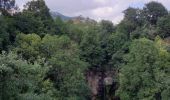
xmin=41 ymin=35 xmax=90 ymax=99
xmin=66 ymin=22 xmax=92 ymax=44
xmin=49 ymin=49 xmax=89 ymax=100
xmin=0 ymin=16 xmax=10 ymax=51
xmin=116 ymin=20 xmax=136 ymax=39
xmin=100 ymin=20 xmax=115 ymax=34
xmin=153 ymin=37 xmax=170 ymax=100
xmin=79 ymin=26 xmax=105 ymax=68
xmin=23 ymin=0 xmax=55 ymax=35
xmin=14 ymin=12 xmax=44 ymax=35
xmin=54 ymin=17 xmax=68 ymax=35
xmin=117 ymin=7 xmax=144 ymax=36
xmin=15 ymin=33 xmax=41 ymax=61
xmin=0 ymin=52 xmax=55 ymax=100
xmin=116 ymin=38 xmax=170 ymax=100
xmin=143 ymin=1 xmax=168 ymax=25
xmin=124 ymin=7 xmax=144 ymax=27
xmin=106 ymin=31 xmax=129 ymax=69
xmin=24 ymin=0 xmax=51 ymax=20
xmin=41 ymin=34 xmax=78 ymax=58
xmin=157 ymin=15 xmax=170 ymax=38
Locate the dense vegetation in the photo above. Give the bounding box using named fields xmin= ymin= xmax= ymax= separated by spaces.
xmin=0 ymin=0 xmax=170 ymax=100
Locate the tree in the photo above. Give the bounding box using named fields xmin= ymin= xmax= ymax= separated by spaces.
xmin=116 ymin=19 xmax=137 ymax=39
xmin=0 ymin=52 xmax=55 ymax=100
xmin=0 ymin=16 xmax=10 ymax=51
xmin=117 ymin=38 xmax=158 ymax=100
xmin=49 ymin=49 xmax=89 ymax=99
xmin=0 ymin=0 xmax=16 ymax=15
xmin=66 ymin=22 xmax=93 ymax=44
xmin=106 ymin=31 xmax=129 ymax=69
xmin=116 ymin=38 xmax=170 ymax=100
xmin=100 ymin=20 xmax=115 ymax=34
xmin=23 ymin=0 xmax=55 ymax=35
xmin=123 ymin=7 xmax=144 ymax=27
xmin=24 ymin=0 xmax=51 ymax=20
xmin=41 ymin=35 xmax=90 ymax=99
xmin=130 ymin=26 xmax=158 ymax=40
xmin=15 ymin=33 xmax=41 ymax=61
xmin=54 ymin=17 xmax=68 ymax=35
xmin=116 ymin=7 xmax=145 ymax=40
xmin=41 ymin=34 xmax=78 ymax=58
xmin=154 ymin=37 xmax=170 ymax=100
xmin=79 ymin=26 xmax=105 ymax=68
xmin=157 ymin=15 xmax=170 ymax=38
xmin=14 ymin=12 xmax=45 ymax=35
xmin=143 ymin=1 xmax=168 ymax=25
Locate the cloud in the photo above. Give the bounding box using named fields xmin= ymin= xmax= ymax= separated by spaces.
xmin=93 ymin=0 xmax=109 ymax=4
xmin=91 ymin=7 xmax=114 ymax=17
xmin=15 ymin=0 xmax=170 ymax=24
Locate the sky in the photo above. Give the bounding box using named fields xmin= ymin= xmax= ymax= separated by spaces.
xmin=16 ymin=0 xmax=170 ymax=24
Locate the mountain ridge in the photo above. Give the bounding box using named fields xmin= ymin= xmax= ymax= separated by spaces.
xmin=50 ymin=11 xmax=76 ymax=20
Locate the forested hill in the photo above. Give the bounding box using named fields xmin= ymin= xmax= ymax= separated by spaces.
xmin=50 ymin=11 xmax=75 ymax=21
xmin=0 ymin=0 xmax=170 ymax=100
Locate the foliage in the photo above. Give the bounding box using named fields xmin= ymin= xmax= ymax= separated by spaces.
xmin=100 ymin=20 xmax=115 ymax=34
xmin=0 ymin=16 xmax=10 ymax=50
xmin=157 ymin=14 xmax=170 ymax=38
xmin=116 ymin=38 xmax=170 ymax=100
xmin=0 ymin=0 xmax=16 ymax=15
xmin=143 ymin=1 xmax=168 ymax=25
xmin=22 ymin=0 xmax=55 ymax=35
xmin=0 ymin=52 xmax=54 ymax=100
xmin=54 ymin=17 xmax=68 ymax=35
xmin=41 ymin=34 xmax=90 ymax=99
xmin=0 ymin=0 xmax=170 ymax=100
xmin=79 ymin=26 xmax=105 ymax=68
xmin=14 ymin=12 xmax=44 ymax=35
xmin=15 ymin=33 xmax=41 ymax=61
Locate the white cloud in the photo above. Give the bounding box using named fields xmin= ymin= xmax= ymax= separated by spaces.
xmin=91 ymin=7 xmax=113 ymax=17
xmin=112 ymin=14 xmax=124 ymax=24
xmin=94 ymin=0 xmax=109 ymax=4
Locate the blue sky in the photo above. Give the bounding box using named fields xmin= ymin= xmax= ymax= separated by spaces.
xmin=16 ymin=0 xmax=170 ymax=24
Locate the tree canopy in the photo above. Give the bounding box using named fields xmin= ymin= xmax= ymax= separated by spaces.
xmin=0 ymin=0 xmax=170 ymax=100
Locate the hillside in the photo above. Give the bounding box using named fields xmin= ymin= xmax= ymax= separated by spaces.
xmin=50 ymin=11 xmax=75 ymax=20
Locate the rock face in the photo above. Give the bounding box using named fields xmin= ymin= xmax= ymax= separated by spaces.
xmin=104 ymin=77 xmax=113 ymax=86
xmin=86 ymin=70 xmax=116 ymax=100
xmin=86 ymin=71 xmax=100 ymax=100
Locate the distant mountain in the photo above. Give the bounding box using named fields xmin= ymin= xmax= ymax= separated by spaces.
xmin=50 ymin=11 xmax=97 ymax=24
xmin=50 ymin=11 xmax=75 ymax=21
xmin=71 ymin=15 xmax=97 ymax=24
